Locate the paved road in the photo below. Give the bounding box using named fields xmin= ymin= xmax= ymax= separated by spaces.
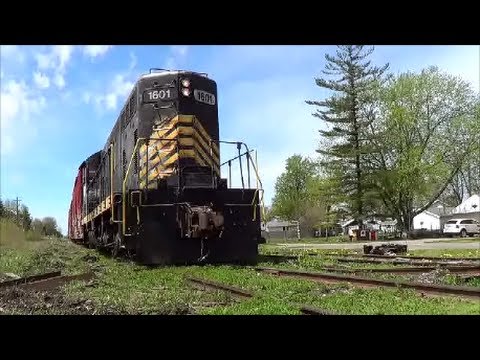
xmin=275 ymin=237 xmax=480 ymax=251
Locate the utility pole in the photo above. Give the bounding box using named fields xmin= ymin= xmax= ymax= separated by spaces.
xmin=14 ymin=197 xmax=21 ymax=226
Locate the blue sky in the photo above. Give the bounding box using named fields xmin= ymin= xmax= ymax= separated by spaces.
xmin=1 ymin=45 xmax=479 ymax=234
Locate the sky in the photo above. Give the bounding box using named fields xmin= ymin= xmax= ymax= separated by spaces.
xmin=1 ymin=45 xmax=479 ymax=234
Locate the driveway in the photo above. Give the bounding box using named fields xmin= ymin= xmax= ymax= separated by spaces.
xmin=275 ymin=237 xmax=480 ymax=251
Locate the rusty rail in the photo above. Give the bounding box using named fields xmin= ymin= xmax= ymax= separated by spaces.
xmin=186 ymin=276 xmax=254 ymax=299
xmin=21 ymin=272 xmax=96 ymax=291
xmin=0 ymin=271 xmax=61 ymax=289
xmin=324 ymin=253 xmax=480 ymax=262
xmin=0 ymin=271 xmax=95 ymax=291
xmin=255 ymin=267 xmax=480 ymax=299
xmin=185 ymin=276 xmax=336 ymax=315
xmin=336 ymin=257 xmax=475 ymax=267
xmin=317 ymin=265 xmax=480 ymax=274
xmin=259 ymin=254 xmax=299 ymax=263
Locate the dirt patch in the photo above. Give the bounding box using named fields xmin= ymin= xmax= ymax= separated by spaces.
xmin=0 ymin=286 xmax=127 ymax=315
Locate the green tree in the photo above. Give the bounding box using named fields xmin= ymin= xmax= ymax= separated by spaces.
xmin=32 ymin=218 xmax=43 ymax=232
xmin=306 ymin=45 xmax=389 ymax=225
xmin=366 ymin=67 xmax=480 ymax=231
xmin=271 ymin=155 xmax=318 ymax=221
xmin=20 ymin=204 xmax=32 ymax=231
xmin=41 ymin=216 xmax=59 ymax=236
xmin=0 ymin=199 xmax=4 ymax=218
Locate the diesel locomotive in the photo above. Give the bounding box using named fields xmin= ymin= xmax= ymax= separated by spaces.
xmin=68 ymin=69 xmax=264 ymax=265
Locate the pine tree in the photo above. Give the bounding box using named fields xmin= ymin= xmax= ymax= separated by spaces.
xmin=306 ymin=45 xmax=389 ymax=225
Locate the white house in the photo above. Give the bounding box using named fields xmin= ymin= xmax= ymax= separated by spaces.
xmin=451 ymin=194 xmax=480 ymax=214
xmin=413 ymin=210 xmax=440 ymax=230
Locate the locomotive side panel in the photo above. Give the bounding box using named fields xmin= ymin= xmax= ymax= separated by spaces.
xmin=68 ymin=167 xmax=84 ymax=240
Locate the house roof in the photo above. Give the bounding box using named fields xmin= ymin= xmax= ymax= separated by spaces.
xmin=452 ymin=194 xmax=480 ymax=214
xmin=421 ymin=210 xmax=440 ymax=219
xmin=267 ymin=220 xmax=297 ymax=228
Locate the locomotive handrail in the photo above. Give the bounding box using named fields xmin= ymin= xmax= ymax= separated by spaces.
xmin=215 ymin=140 xmax=266 ymax=222
xmin=122 ymin=137 xmax=179 ymax=236
xmin=110 ymin=143 xmax=122 ymax=224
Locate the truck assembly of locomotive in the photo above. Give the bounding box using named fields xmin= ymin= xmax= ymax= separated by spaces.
xmin=68 ymin=69 xmax=264 ymax=265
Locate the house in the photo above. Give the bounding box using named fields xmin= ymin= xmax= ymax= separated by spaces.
xmin=440 ymin=194 xmax=480 ymax=228
xmin=265 ymin=219 xmax=300 ymax=239
xmin=413 ymin=210 xmax=440 ymax=230
xmin=413 ymin=200 xmax=454 ymax=230
xmin=451 ymin=194 xmax=480 ymax=214
xmin=341 ymin=218 xmax=398 ymax=234
xmin=379 ymin=219 xmax=398 ymax=233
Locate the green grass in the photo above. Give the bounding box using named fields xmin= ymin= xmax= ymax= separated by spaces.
xmin=406 ymin=249 xmax=480 ymax=258
xmin=0 ymin=218 xmax=47 ymax=250
xmin=1 ymin=238 xmax=479 ymax=315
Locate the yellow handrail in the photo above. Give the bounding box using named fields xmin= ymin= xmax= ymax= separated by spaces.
xmin=110 ymin=143 xmax=123 ymax=223
xmin=122 ymin=137 xmax=178 ymax=236
xmin=123 ymin=137 xmax=148 ymax=236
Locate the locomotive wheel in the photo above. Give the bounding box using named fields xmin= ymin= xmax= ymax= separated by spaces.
xmin=88 ymin=231 xmax=97 ymax=249
xmin=112 ymin=233 xmax=122 ymax=258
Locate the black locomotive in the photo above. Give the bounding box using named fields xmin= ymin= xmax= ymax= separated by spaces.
xmin=68 ymin=69 xmax=264 ymax=265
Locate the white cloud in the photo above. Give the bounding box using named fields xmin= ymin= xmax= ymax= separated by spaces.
xmin=171 ymin=45 xmax=188 ymax=57
xmin=82 ymin=92 xmax=92 ymax=104
xmin=95 ymin=74 xmax=134 ymax=111
xmin=0 ymin=45 xmax=25 ymax=63
xmin=33 ymin=71 xmax=50 ymax=89
xmin=83 ymin=54 xmax=138 ymax=112
xmin=54 ymin=45 xmax=74 ymax=72
xmin=83 ymin=45 xmax=114 ymax=59
xmin=163 ymin=45 xmax=189 ymax=70
xmin=1 ymin=79 xmax=47 ymax=155
xmin=53 ymin=73 xmax=66 ymax=89
xmin=128 ymin=52 xmax=137 ymax=71
xmin=33 ymin=45 xmax=75 ymax=89
xmin=35 ymin=52 xmax=55 ymax=70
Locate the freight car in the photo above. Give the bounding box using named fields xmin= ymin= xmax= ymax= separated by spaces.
xmin=68 ymin=69 xmax=264 ymax=265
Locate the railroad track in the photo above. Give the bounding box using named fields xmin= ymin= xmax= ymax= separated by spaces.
xmin=255 ymin=267 xmax=480 ymax=299
xmin=185 ymin=276 xmax=337 ymax=315
xmin=0 ymin=270 xmax=95 ymax=291
xmin=336 ymin=257 xmax=478 ymax=267
xmin=317 ymin=265 xmax=480 ymax=275
xmin=324 ymin=253 xmax=480 ymax=262
xmin=259 ymin=253 xmax=479 ymax=270
xmin=259 ymin=254 xmax=299 ymax=263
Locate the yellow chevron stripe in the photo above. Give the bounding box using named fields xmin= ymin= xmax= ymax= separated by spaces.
xmin=139 ymin=143 xmax=176 ymax=167
xmin=179 ymin=115 xmax=219 ymax=154
xmin=190 ymin=131 xmax=220 ymax=164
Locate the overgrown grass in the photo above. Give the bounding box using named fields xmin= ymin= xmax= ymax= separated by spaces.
xmin=1 ymin=238 xmax=479 ymax=315
xmin=0 ymin=218 xmax=48 ymax=250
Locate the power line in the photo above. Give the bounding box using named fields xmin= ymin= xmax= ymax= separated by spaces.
xmin=14 ymin=197 xmax=21 ymax=225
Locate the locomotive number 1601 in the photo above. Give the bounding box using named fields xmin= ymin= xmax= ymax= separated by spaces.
xmin=143 ymin=88 xmax=176 ymax=103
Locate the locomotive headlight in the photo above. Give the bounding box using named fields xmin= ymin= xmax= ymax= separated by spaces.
xmin=182 ymin=88 xmax=191 ymax=97
xmin=181 ymin=79 xmax=190 ymax=87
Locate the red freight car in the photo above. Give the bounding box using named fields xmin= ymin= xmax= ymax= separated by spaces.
xmin=68 ymin=166 xmax=85 ymax=241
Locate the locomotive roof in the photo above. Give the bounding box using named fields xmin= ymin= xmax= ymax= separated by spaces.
xmin=140 ymin=69 xmax=209 ymax=79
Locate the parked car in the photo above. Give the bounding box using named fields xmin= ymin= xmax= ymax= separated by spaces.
xmin=443 ymin=219 xmax=480 ymax=237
